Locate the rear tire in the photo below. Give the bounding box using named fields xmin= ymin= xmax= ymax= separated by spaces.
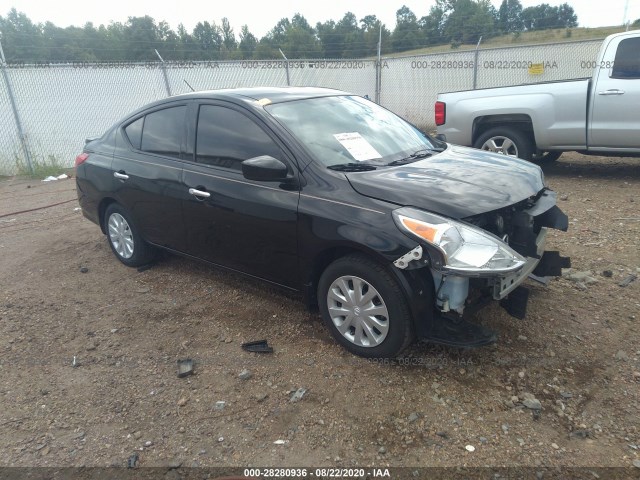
xmin=474 ymin=126 xmax=534 ymax=161
xmin=318 ymin=254 xmax=414 ymax=358
xmin=104 ymin=203 xmax=156 ymax=267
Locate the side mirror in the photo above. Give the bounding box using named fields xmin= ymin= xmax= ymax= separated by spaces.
xmin=241 ymin=155 xmax=288 ymax=181
xmin=434 ymin=134 xmax=447 ymax=142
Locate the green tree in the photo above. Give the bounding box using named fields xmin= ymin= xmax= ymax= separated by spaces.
xmin=192 ymin=21 xmax=223 ymax=59
xmin=521 ymin=3 xmax=577 ymax=30
xmin=419 ymin=5 xmax=446 ymax=45
xmin=0 ymin=8 xmax=44 ymax=62
xmin=498 ymin=0 xmax=524 ymax=33
xmin=443 ymin=0 xmax=497 ymax=44
xmin=392 ymin=5 xmax=422 ymax=52
xmin=221 ymin=17 xmax=237 ymax=58
xmin=361 ymin=15 xmax=391 ymax=55
xmin=239 ymin=25 xmax=257 ymax=59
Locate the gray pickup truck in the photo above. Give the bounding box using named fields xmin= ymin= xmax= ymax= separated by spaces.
xmin=435 ymin=30 xmax=640 ymax=162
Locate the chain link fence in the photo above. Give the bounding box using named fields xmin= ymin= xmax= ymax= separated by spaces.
xmin=0 ymin=38 xmax=602 ymax=175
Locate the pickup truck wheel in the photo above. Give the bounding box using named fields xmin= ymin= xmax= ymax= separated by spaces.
xmin=474 ymin=127 xmax=534 ymax=161
xmin=532 ymin=150 xmax=562 ymax=163
xmin=318 ymin=254 xmax=414 ymax=358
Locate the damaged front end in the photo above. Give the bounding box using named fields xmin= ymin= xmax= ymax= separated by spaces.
xmin=392 ymin=188 xmax=570 ymax=348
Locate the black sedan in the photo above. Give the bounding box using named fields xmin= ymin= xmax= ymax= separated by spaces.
xmin=75 ymin=87 xmax=569 ymax=358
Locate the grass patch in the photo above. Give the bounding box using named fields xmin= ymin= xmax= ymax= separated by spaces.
xmin=15 ymin=154 xmax=70 ymax=179
xmin=381 ymin=25 xmax=627 ymax=58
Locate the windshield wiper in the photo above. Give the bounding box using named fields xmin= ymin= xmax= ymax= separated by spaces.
xmin=387 ymin=148 xmax=439 ymax=166
xmin=327 ymin=163 xmax=377 ymax=172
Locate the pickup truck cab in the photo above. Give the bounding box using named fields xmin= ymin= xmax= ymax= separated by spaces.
xmin=435 ymin=30 xmax=640 ymax=161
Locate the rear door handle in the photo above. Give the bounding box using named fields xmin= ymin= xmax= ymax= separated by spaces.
xmin=113 ymin=171 xmax=129 ymax=180
xmin=597 ymin=89 xmax=625 ymax=95
xmin=188 ymin=187 xmax=211 ymax=199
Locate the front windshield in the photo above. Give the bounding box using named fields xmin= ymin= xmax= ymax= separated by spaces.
xmin=265 ymin=95 xmax=438 ymax=167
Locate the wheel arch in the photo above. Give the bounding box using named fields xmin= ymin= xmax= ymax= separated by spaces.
xmin=472 ymin=114 xmax=536 ymax=147
xmin=304 ymin=245 xmax=435 ymax=337
xmin=98 ymin=197 xmax=118 ymax=234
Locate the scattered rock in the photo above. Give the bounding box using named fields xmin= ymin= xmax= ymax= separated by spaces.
xmin=502 ymin=424 xmax=509 ymax=433
xmin=144 ymin=440 xmax=153 ymax=447
xmin=569 ymin=430 xmax=590 ymax=439
xmin=238 ymin=369 xmax=253 ymax=381
xmin=136 ymin=287 xmax=150 ymax=294
xmin=168 ymin=459 xmax=183 ymax=469
xmin=615 ymin=350 xmax=629 ymax=361
xmin=602 ymin=270 xmax=613 ymax=278
xmin=522 ymin=393 xmax=542 ymax=410
xmin=80 ymin=267 xmax=89 ymax=273
xmin=177 ymin=397 xmax=188 ymax=407
xmin=408 ymin=412 xmax=419 ymax=423
xmin=563 ymin=270 xmax=598 ymax=285
xmin=378 ymin=446 xmax=387 ymax=454
xmin=560 ymin=194 xmax=569 ymax=201
xmin=110 ymin=328 xmax=119 ymax=334
xmin=214 ymin=401 xmax=226 ymax=410
xmin=551 ymin=443 xmax=559 ymax=450
xmin=619 ymin=274 xmax=637 ymax=287
xmin=633 ymin=459 xmax=640 ymax=468
xmin=290 ymin=388 xmax=307 ymax=403
xmin=518 ymin=371 xmax=525 ymax=379
xmin=256 ymin=393 xmax=269 ymax=402
xmin=517 ymin=335 xmax=528 ymax=341
xmin=479 ymin=437 xmax=488 ymax=444
xmin=133 ymin=431 xmax=142 ymax=440
xmin=465 ymin=445 xmax=475 ymax=452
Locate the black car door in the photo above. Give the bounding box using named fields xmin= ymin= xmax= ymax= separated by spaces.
xmin=181 ymin=102 xmax=300 ymax=288
xmin=112 ymin=104 xmax=187 ymax=250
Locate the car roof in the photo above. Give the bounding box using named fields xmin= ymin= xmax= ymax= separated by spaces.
xmin=170 ymin=86 xmax=350 ymax=104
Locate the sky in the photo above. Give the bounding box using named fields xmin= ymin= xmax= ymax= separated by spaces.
xmin=0 ymin=0 xmax=638 ymax=37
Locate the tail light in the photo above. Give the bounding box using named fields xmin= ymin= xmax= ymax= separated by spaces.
xmin=435 ymin=101 xmax=446 ymax=126
xmin=75 ymin=152 xmax=89 ymax=168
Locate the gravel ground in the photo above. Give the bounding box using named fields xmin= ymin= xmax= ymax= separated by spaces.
xmin=0 ymin=153 xmax=638 ymax=473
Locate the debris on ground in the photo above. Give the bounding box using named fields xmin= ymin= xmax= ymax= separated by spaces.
xmin=290 ymin=388 xmax=307 ymax=403
xmin=241 ymin=339 xmax=274 ymax=353
xmin=177 ymin=359 xmax=194 ymax=378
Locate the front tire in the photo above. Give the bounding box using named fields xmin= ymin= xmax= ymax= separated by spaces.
xmin=474 ymin=126 xmax=534 ymax=161
xmin=104 ymin=203 xmax=156 ymax=267
xmin=318 ymin=254 xmax=414 ymax=358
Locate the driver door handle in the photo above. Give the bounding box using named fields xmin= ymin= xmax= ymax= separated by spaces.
xmin=113 ymin=171 xmax=129 ymax=180
xmin=188 ymin=188 xmax=211 ymax=199
xmin=597 ymin=89 xmax=625 ymax=96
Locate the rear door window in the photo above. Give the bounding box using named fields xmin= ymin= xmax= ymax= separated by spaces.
xmin=139 ymin=106 xmax=186 ymax=158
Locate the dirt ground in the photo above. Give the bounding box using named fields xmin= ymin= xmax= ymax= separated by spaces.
xmin=0 ymin=153 xmax=638 ymax=474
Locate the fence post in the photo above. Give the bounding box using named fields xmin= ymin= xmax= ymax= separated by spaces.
xmin=0 ymin=39 xmax=34 ymax=174
xmin=155 ymin=49 xmax=172 ymax=97
xmin=472 ymin=36 xmax=482 ymax=90
xmin=279 ymin=49 xmax=291 ymax=86
xmin=375 ymin=24 xmax=382 ymax=104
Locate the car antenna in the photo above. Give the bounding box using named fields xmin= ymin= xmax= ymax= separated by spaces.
xmin=184 ymin=79 xmax=195 ymax=92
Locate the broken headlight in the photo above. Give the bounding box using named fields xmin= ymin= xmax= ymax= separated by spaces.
xmin=393 ymin=207 xmax=526 ymax=275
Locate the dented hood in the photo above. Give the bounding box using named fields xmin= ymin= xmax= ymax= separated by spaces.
xmin=346 ymin=145 xmax=546 ymax=218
